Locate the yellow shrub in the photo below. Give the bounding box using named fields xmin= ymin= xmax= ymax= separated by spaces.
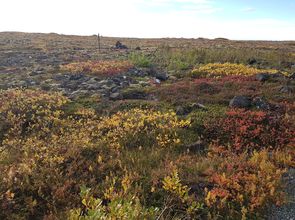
xmin=163 ymin=169 xmax=190 ymax=203
xmin=61 ymin=60 xmax=133 ymax=76
xmin=96 ymin=108 xmax=190 ymax=149
xmin=192 ymin=63 xmax=278 ymax=77
xmin=0 ymin=89 xmax=191 ymax=218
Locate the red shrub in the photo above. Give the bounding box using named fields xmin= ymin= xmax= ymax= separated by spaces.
xmin=204 ymin=109 xmax=294 ymax=153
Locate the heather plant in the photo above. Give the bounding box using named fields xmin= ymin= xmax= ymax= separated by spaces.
xmin=204 ymin=109 xmax=294 ymax=153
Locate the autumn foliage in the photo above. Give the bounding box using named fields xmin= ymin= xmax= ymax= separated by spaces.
xmin=205 ymin=151 xmax=288 ymax=219
xmin=204 ymin=109 xmax=294 ymax=153
xmin=61 ymin=60 xmax=133 ymax=76
xmin=192 ymin=62 xmax=279 ymax=77
xmin=0 ymin=89 xmax=294 ymax=219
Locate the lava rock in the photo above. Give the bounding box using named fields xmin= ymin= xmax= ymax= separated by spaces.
xmin=128 ymin=68 xmax=148 ymax=77
xmin=115 ymin=41 xmax=128 ymax=49
xmin=289 ymin=73 xmax=295 ymax=80
xmin=109 ymin=92 xmax=121 ymax=100
xmin=256 ymin=73 xmax=270 ymax=82
xmin=247 ymin=58 xmax=257 ymax=65
xmin=252 ymin=97 xmax=271 ymax=110
xmin=155 ymin=72 xmax=169 ymax=81
xmin=85 ymin=84 xmax=102 ymax=90
xmin=229 ymin=96 xmax=251 ymax=108
xmin=122 ymin=89 xmax=147 ymax=99
xmin=69 ymin=73 xmax=84 ymax=81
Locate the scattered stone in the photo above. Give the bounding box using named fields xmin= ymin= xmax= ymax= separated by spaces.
xmin=155 ymin=79 xmax=161 ymax=84
xmin=85 ymin=83 xmax=101 ymax=90
xmin=229 ymin=96 xmax=251 ymax=108
xmin=128 ymin=68 xmax=148 ymax=77
xmin=176 ymin=106 xmax=187 ymax=115
xmin=169 ymin=75 xmax=177 ymax=81
xmin=69 ymin=73 xmax=84 ymax=81
xmin=40 ymin=83 xmax=51 ymax=91
xmin=69 ymin=90 xmax=90 ymax=99
xmin=256 ymin=73 xmax=270 ymax=82
xmin=252 ymin=97 xmax=271 ymax=110
xmin=247 ymin=58 xmax=257 ymax=65
xmin=191 ymin=103 xmax=207 ymax=110
xmin=155 ymin=72 xmax=169 ymax=81
xmin=29 ymin=68 xmax=45 ymax=76
xmin=109 ymin=92 xmax=121 ymax=100
xmin=115 ymin=41 xmax=128 ymax=49
xmin=138 ymin=81 xmax=150 ymax=87
xmin=122 ymin=88 xmax=147 ymax=100
xmin=289 ymin=72 xmax=295 ymax=80
xmin=268 ymin=168 xmax=295 ymax=220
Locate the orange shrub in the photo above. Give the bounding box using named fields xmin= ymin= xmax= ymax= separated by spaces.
xmin=205 ymin=151 xmax=287 ymax=219
xmin=204 ymin=109 xmax=294 ymax=153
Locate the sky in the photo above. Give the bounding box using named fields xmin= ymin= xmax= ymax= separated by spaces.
xmin=1 ymin=0 xmax=295 ymax=40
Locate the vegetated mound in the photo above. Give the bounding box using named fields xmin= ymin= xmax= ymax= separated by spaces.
xmin=191 ymin=63 xmax=279 ymax=77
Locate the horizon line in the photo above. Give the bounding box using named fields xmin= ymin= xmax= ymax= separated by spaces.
xmin=1 ymin=31 xmax=295 ymax=42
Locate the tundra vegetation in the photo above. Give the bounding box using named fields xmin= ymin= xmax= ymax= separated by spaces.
xmin=0 ymin=32 xmax=294 ymax=219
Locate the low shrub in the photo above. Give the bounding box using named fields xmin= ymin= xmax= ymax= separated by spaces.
xmin=68 ymin=182 xmax=158 ymax=219
xmin=0 ymin=89 xmax=189 ymax=219
xmin=129 ymin=52 xmax=152 ymax=68
xmin=204 ymin=109 xmax=294 ymax=153
xmin=0 ymin=89 xmax=293 ymax=219
xmin=191 ymin=63 xmax=278 ymax=77
xmin=60 ymin=60 xmax=133 ymax=76
xmin=205 ymin=151 xmax=287 ymax=219
xmin=96 ymin=108 xmax=190 ymax=149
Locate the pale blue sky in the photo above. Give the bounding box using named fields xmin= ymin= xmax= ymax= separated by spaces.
xmin=0 ymin=0 xmax=294 ymax=40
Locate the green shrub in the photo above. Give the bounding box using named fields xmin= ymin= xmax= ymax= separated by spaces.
xmin=129 ymin=52 xmax=152 ymax=68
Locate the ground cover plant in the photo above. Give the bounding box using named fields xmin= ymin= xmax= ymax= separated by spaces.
xmin=191 ymin=63 xmax=279 ymax=77
xmin=0 ymin=32 xmax=295 ymax=219
xmin=61 ymin=60 xmax=133 ymax=76
xmin=0 ymin=87 xmax=294 ymax=219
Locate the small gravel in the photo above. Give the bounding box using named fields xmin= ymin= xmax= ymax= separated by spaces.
xmin=268 ymin=168 xmax=295 ymax=220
